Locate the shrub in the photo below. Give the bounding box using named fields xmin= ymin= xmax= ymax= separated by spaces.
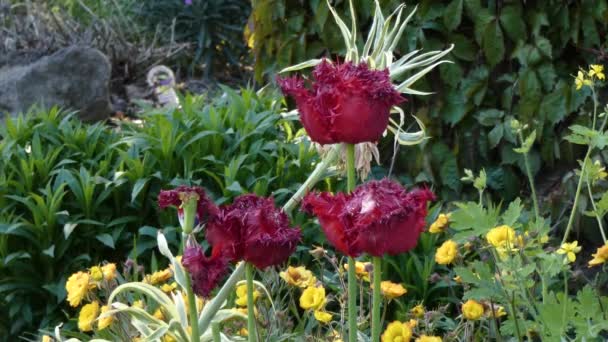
xmin=0 ymin=88 xmax=317 ymax=340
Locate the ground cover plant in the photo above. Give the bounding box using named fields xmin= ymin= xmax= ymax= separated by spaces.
xmin=2 ymin=0 xmax=608 ymax=341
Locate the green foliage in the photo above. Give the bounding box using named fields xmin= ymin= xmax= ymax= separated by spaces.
xmin=0 ymin=89 xmax=317 ymax=340
xmin=135 ymin=0 xmax=251 ymax=77
xmin=251 ymin=0 xmax=607 ymax=202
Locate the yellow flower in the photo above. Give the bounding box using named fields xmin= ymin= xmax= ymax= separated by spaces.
xmin=410 ymin=304 xmax=425 ymax=318
xmin=89 ymin=266 xmax=103 ymax=281
xmin=145 ymin=269 xmax=172 ymax=285
xmin=78 ymin=301 xmax=100 ymax=332
xmin=280 ymin=266 xmax=317 ymax=288
xmin=66 ymin=271 xmax=91 ymax=307
xmin=314 ymin=310 xmax=333 ymax=323
xmin=235 ymin=284 xmax=261 ymax=307
xmin=588 ymin=244 xmax=608 ymax=267
xmin=575 ymin=70 xmax=593 ymax=90
xmin=405 ymin=319 xmax=417 ymax=329
xmin=557 ymin=241 xmax=581 ymax=263
xmin=381 ymin=321 xmax=412 ymax=342
xmin=239 ymin=328 xmax=248 ymax=336
xmin=153 ymin=308 xmax=164 ymax=321
xmin=101 ymin=263 xmax=117 ymax=281
xmin=453 ymin=275 xmax=462 ymax=284
xmin=161 ymin=282 xmax=177 ymax=293
xmin=343 ymin=261 xmax=371 ymax=282
xmin=462 ymin=299 xmax=484 ymax=320
xmin=486 ymin=225 xmax=516 ymax=248
xmin=42 ymin=335 xmax=53 ymax=342
xmin=97 ymin=305 xmax=113 ymax=330
xmin=299 ymin=286 xmax=326 ymax=310
xmin=589 ymin=64 xmax=605 ymax=80
xmin=380 ymin=281 xmax=407 ymax=300
xmin=132 ymin=300 xmax=144 ymax=309
xmin=435 ymin=240 xmax=458 ymax=265
xmin=416 ymin=336 xmax=442 ymax=342
xmin=486 ymin=305 xmax=507 ymax=318
xmin=429 ymin=213 xmax=450 ymax=234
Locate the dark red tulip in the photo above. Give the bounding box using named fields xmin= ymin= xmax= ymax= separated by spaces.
xmin=182 ymin=244 xmax=228 ymax=297
xmin=302 ymin=179 xmax=434 ymax=257
xmin=277 ymin=60 xmax=404 ymax=145
xmin=158 ymin=186 xmax=218 ymax=226
xmin=206 ymin=194 xmax=301 ymax=269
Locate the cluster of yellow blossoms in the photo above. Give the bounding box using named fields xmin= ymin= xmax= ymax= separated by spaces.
xmin=65 ymin=264 xmax=117 ymax=332
xmin=575 ymin=64 xmax=605 ymax=90
xmin=429 ymin=213 xmax=450 ymax=234
xmin=65 ymin=262 xmax=186 ymax=334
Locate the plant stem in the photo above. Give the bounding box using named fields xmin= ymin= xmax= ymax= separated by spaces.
xmin=198 ymin=262 xmax=246 ymax=332
xmin=587 ymin=182 xmax=608 ymax=243
xmin=246 ymin=263 xmax=257 ymax=342
xmin=283 ymin=145 xmax=340 ymax=214
xmin=519 ymin=132 xmax=540 ymax=223
xmin=562 ymin=86 xmax=602 ymax=244
xmin=181 ymin=198 xmax=200 ymax=342
xmin=198 ymin=144 xmax=338 ymax=334
xmin=211 ymin=322 xmax=221 ymax=342
xmin=345 ymin=143 xmax=358 ymax=342
xmin=562 ymin=148 xmax=592 ymax=245
xmin=371 ymin=256 xmax=382 ymax=342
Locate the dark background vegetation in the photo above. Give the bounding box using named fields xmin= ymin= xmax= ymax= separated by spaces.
xmin=1 ymin=0 xmax=607 ymax=339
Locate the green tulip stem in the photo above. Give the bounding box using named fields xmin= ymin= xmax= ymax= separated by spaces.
xmin=345 ymin=143 xmax=358 ymax=341
xmin=198 ymin=144 xmax=339 ymax=334
xmin=246 ymin=262 xmax=257 ymax=342
xmin=181 ymin=200 xmax=200 ymax=342
xmin=211 ymin=322 xmax=221 ymax=342
xmin=371 ymin=256 xmax=382 ymax=342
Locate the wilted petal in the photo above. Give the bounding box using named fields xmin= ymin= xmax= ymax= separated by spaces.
xmin=182 ymin=245 xmax=228 ymax=297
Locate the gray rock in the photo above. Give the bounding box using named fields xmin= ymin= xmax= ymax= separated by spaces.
xmin=0 ymin=46 xmax=112 ymax=121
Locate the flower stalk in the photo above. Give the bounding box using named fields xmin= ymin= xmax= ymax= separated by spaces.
xmin=198 ymin=146 xmax=339 ymax=334
xmin=562 ymin=86 xmax=607 ymax=244
xmin=371 ymin=256 xmax=382 ymax=342
xmin=246 ymin=262 xmax=257 ymax=342
xmin=345 ymin=143 xmax=358 ymax=342
xmin=517 ymin=131 xmax=540 ymax=223
xmin=181 ymin=200 xmax=200 ymax=342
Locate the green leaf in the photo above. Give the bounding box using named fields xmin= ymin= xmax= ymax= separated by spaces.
xmin=539 ymin=88 xmax=566 ymax=124
xmin=441 ymin=90 xmax=467 ymax=126
xmin=440 ymin=155 xmax=460 ymax=192
xmin=96 ymin=233 xmax=115 ymax=249
xmin=461 ymin=66 xmax=489 ymax=106
xmin=483 ymin=20 xmax=504 ymax=67
xmin=535 ymin=36 xmax=552 ymax=59
xmin=499 ymin=5 xmax=526 ymax=42
xmin=476 ymin=109 xmax=504 ymax=126
xmin=443 ymin=0 xmax=463 ymax=31
xmin=502 ymin=198 xmax=522 ymax=226
xmin=450 ymin=34 xmax=477 ymax=61
xmin=488 ymin=124 xmax=504 ymax=149
xmin=131 ymin=178 xmax=149 ymax=204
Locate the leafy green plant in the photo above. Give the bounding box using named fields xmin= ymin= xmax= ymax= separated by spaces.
xmin=250 ymin=0 xmax=607 ymax=209
xmin=0 ymin=88 xmax=318 ymax=340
